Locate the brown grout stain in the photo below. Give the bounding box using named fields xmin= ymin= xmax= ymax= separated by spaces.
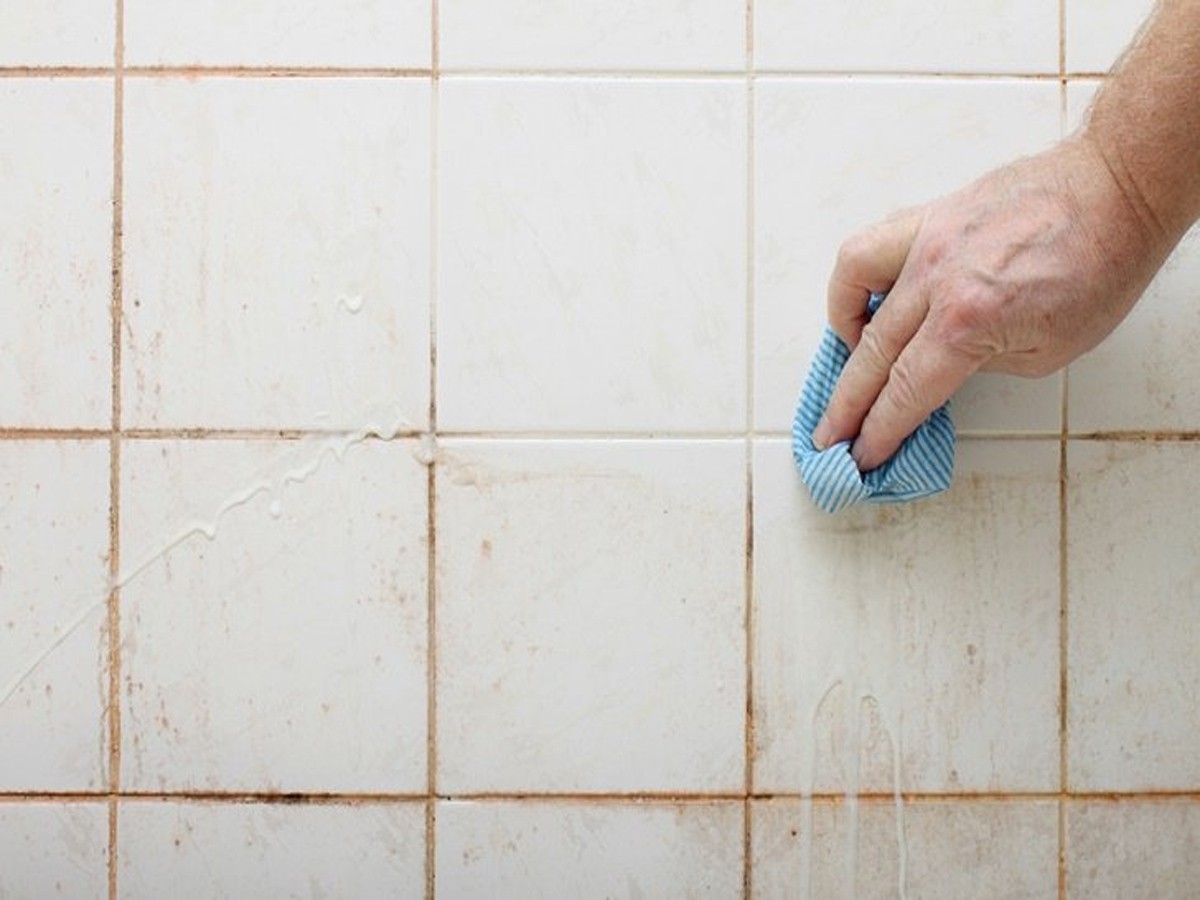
xmin=426 ymin=5 xmax=440 ymax=898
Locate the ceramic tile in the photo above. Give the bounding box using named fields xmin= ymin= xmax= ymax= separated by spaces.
xmin=436 ymin=439 xmax=745 ymax=792
xmin=1066 ymin=0 xmax=1156 ymax=73
xmin=439 ymin=79 xmax=746 ymax=432
xmin=755 ymin=79 xmax=1062 ymax=436
xmin=0 ymin=80 xmax=112 ymax=429
xmin=755 ymin=0 xmax=1057 ymax=73
xmin=0 ymin=1 xmax=112 ymax=66
xmin=752 ymin=799 xmax=1058 ymax=899
xmin=1066 ymin=82 xmax=1200 ymax=432
xmin=1068 ymin=441 xmax=1200 ymax=791
xmin=753 ymin=438 xmax=1060 ymax=793
xmin=436 ymin=801 xmax=743 ymax=898
xmin=0 ymin=802 xmax=108 ymax=899
xmin=119 ymin=438 xmax=428 ymax=792
xmin=0 ymin=441 xmax=110 ymax=791
xmin=123 ymin=78 xmax=430 ymax=431
xmin=1067 ymin=800 xmax=1200 ymax=899
xmin=440 ymin=1 xmax=745 ymax=71
xmin=124 ymin=0 xmax=430 ymax=68
xmin=118 ymin=801 xmax=425 ymax=898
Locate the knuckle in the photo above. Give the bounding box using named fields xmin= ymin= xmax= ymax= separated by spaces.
xmin=884 ymin=356 xmax=927 ymax=412
xmin=834 ymin=230 xmax=875 ymax=271
xmin=854 ymin=322 xmax=896 ymax=373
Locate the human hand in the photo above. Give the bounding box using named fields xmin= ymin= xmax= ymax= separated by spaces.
xmin=811 ymin=136 xmax=1176 ymax=471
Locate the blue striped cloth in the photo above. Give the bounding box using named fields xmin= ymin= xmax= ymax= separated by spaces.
xmin=792 ymin=294 xmax=955 ymax=513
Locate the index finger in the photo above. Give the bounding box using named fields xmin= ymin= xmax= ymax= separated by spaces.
xmin=827 ymin=209 xmax=923 ymax=347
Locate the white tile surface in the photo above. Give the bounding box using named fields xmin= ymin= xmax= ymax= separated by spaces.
xmin=754 ymin=78 xmax=1062 ymax=434
xmin=0 ymin=1 xmax=112 ymax=66
xmin=1068 ymin=441 xmax=1200 ymax=791
xmin=753 ymin=438 xmax=1060 ymax=793
xmin=1065 ymin=82 xmax=1200 ymax=433
xmin=439 ymin=79 xmax=746 ymax=432
xmin=123 ymin=78 xmax=430 ymax=431
xmin=118 ymin=801 xmax=426 ymax=899
xmin=0 ymin=802 xmax=108 ymax=899
xmin=752 ymin=799 xmax=1058 ymax=899
xmin=1067 ymin=801 xmax=1200 ymax=899
xmin=124 ymin=0 xmax=430 ymax=68
xmin=436 ymin=440 xmax=745 ymax=792
xmin=1066 ymin=0 xmax=1156 ymax=73
xmin=437 ymin=801 xmax=743 ymax=898
xmin=0 ymin=441 xmax=110 ymax=791
xmin=119 ymin=438 xmax=428 ymax=792
xmin=755 ymin=0 xmax=1058 ymax=73
xmin=440 ymin=1 xmax=745 ymax=71
xmin=0 ymin=80 xmax=112 ymax=429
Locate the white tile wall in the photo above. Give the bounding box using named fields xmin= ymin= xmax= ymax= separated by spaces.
xmin=0 ymin=802 xmax=109 ymax=899
xmin=436 ymin=801 xmax=744 ymax=897
xmin=118 ymin=801 xmax=426 ymax=898
xmin=440 ymin=1 xmax=746 ymax=71
xmin=0 ymin=0 xmax=113 ymax=66
xmin=752 ymin=799 xmax=1059 ymax=898
xmin=123 ymin=0 xmax=431 ymax=68
xmin=755 ymin=0 xmax=1059 ymax=74
xmin=4 ymin=0 xmax=1197 ymax=897
xmin=436 ymin=440 xmax=745 ymax=793
xmin=0 ymin=80 xmax=113 ymax=429
xmin=438 ymin=79 xmax=746 ymax=433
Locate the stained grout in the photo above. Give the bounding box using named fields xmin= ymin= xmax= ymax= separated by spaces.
xmin=425 ymin=4 xmax=440 ymax=898
xmin=105 ymin=1 xmax=125 ymax=896
xmin=741 ymin=5 xmax=756 ymax=897
xmin=1057 ymin=11 xmax=1070 ymax=888
xmin=5 ymin=789 xmax=1200 ymax=805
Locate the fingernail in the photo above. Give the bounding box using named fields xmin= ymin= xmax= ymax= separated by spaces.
xmin=850 ymin=441 xmax=872 ymax=472
xmin=812 ymin=416 xmax=833 ymax=450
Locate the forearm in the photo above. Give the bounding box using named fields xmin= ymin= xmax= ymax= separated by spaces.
xmin=1085 ymin=0 xmax=1200 ymax=244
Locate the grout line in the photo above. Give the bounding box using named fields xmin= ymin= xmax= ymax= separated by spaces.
xmin=741 ymin=4 xmax=755 ymax=897
xmin=426 ymin=4 xmax=440 ymax=898
xmin=124 ymin=65 xmax=432 ymax=78
xmin=106 ymin=2 xmax=125 ymax=898
xmin=9 ymin=427 xmax=1200 ymax=443
xmin=4 ymin=788 xmax=1200 ymax=804
xmin=1057 ymin=16 xmax=1069 ymax=888
xmin=0 ymin=66 xmax=1118 ymax=82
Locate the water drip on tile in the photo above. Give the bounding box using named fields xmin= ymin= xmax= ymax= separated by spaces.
xmin=789 ymin=531 xmax=912 ymax=900
xmin=0 ymin=406 xmax=431 ymax=711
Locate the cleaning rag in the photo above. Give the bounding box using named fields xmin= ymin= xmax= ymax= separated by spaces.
xmin=792 ymin=293 xmax=955 ymax=513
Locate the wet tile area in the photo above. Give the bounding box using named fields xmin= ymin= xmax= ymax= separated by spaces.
xmin=2 ymin=2 xmax=1198 ymax=897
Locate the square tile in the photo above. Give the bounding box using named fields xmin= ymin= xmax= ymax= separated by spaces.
xmin=124 ymin=0 xmax=430 ymax=68
xmin=436 ymin=801 xmax=743 ymax=897
xmin=753 ymin=438 xmax=1060 ymax=793
xmin=1068 ymin=441 xmax=1200 ymax=790
xmin=0 ymin=1 xmax=113 ymax=66
xmin=0 ymin=802 xmax=108 ymax=899
xmin=118 ymin=801 xmax=425 ymax=898
xmin=439 ymin=79 xmax=746 ymax=432
xmin=1068 ymin=73 xmax=1200 ymax=432
xmin=752 ymin=799 xmax=1057 ymax=898
xmin=440 ymin=1 xmax=745 ymax=71
xmin=436 ymin=439 xmax=745 ymax=792
xmin=123 ymin=78 xmax=430 ymax=431
xmin=754 ymin=0 xmax=1058 ymax=73
xmin=0 ymin=441 xmax=110 ymax=791
xmin=1067 ymin=800 xmax=1200 ymax=898
xmin=119 ymin=438 xmax=428 ymax=792
xmin=1066 ymin=0 xmax=1156 ymax=73
xmin=754 ymin=78 xmax=1062 ymax=435
xmin=0 ymin=80 xmax=112 ymax=429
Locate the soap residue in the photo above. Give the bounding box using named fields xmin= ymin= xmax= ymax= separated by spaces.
xmin=0 ymin=407 xmax=428 ymax=709
xmin=336 ymin=293 xmax=364 ymax=314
